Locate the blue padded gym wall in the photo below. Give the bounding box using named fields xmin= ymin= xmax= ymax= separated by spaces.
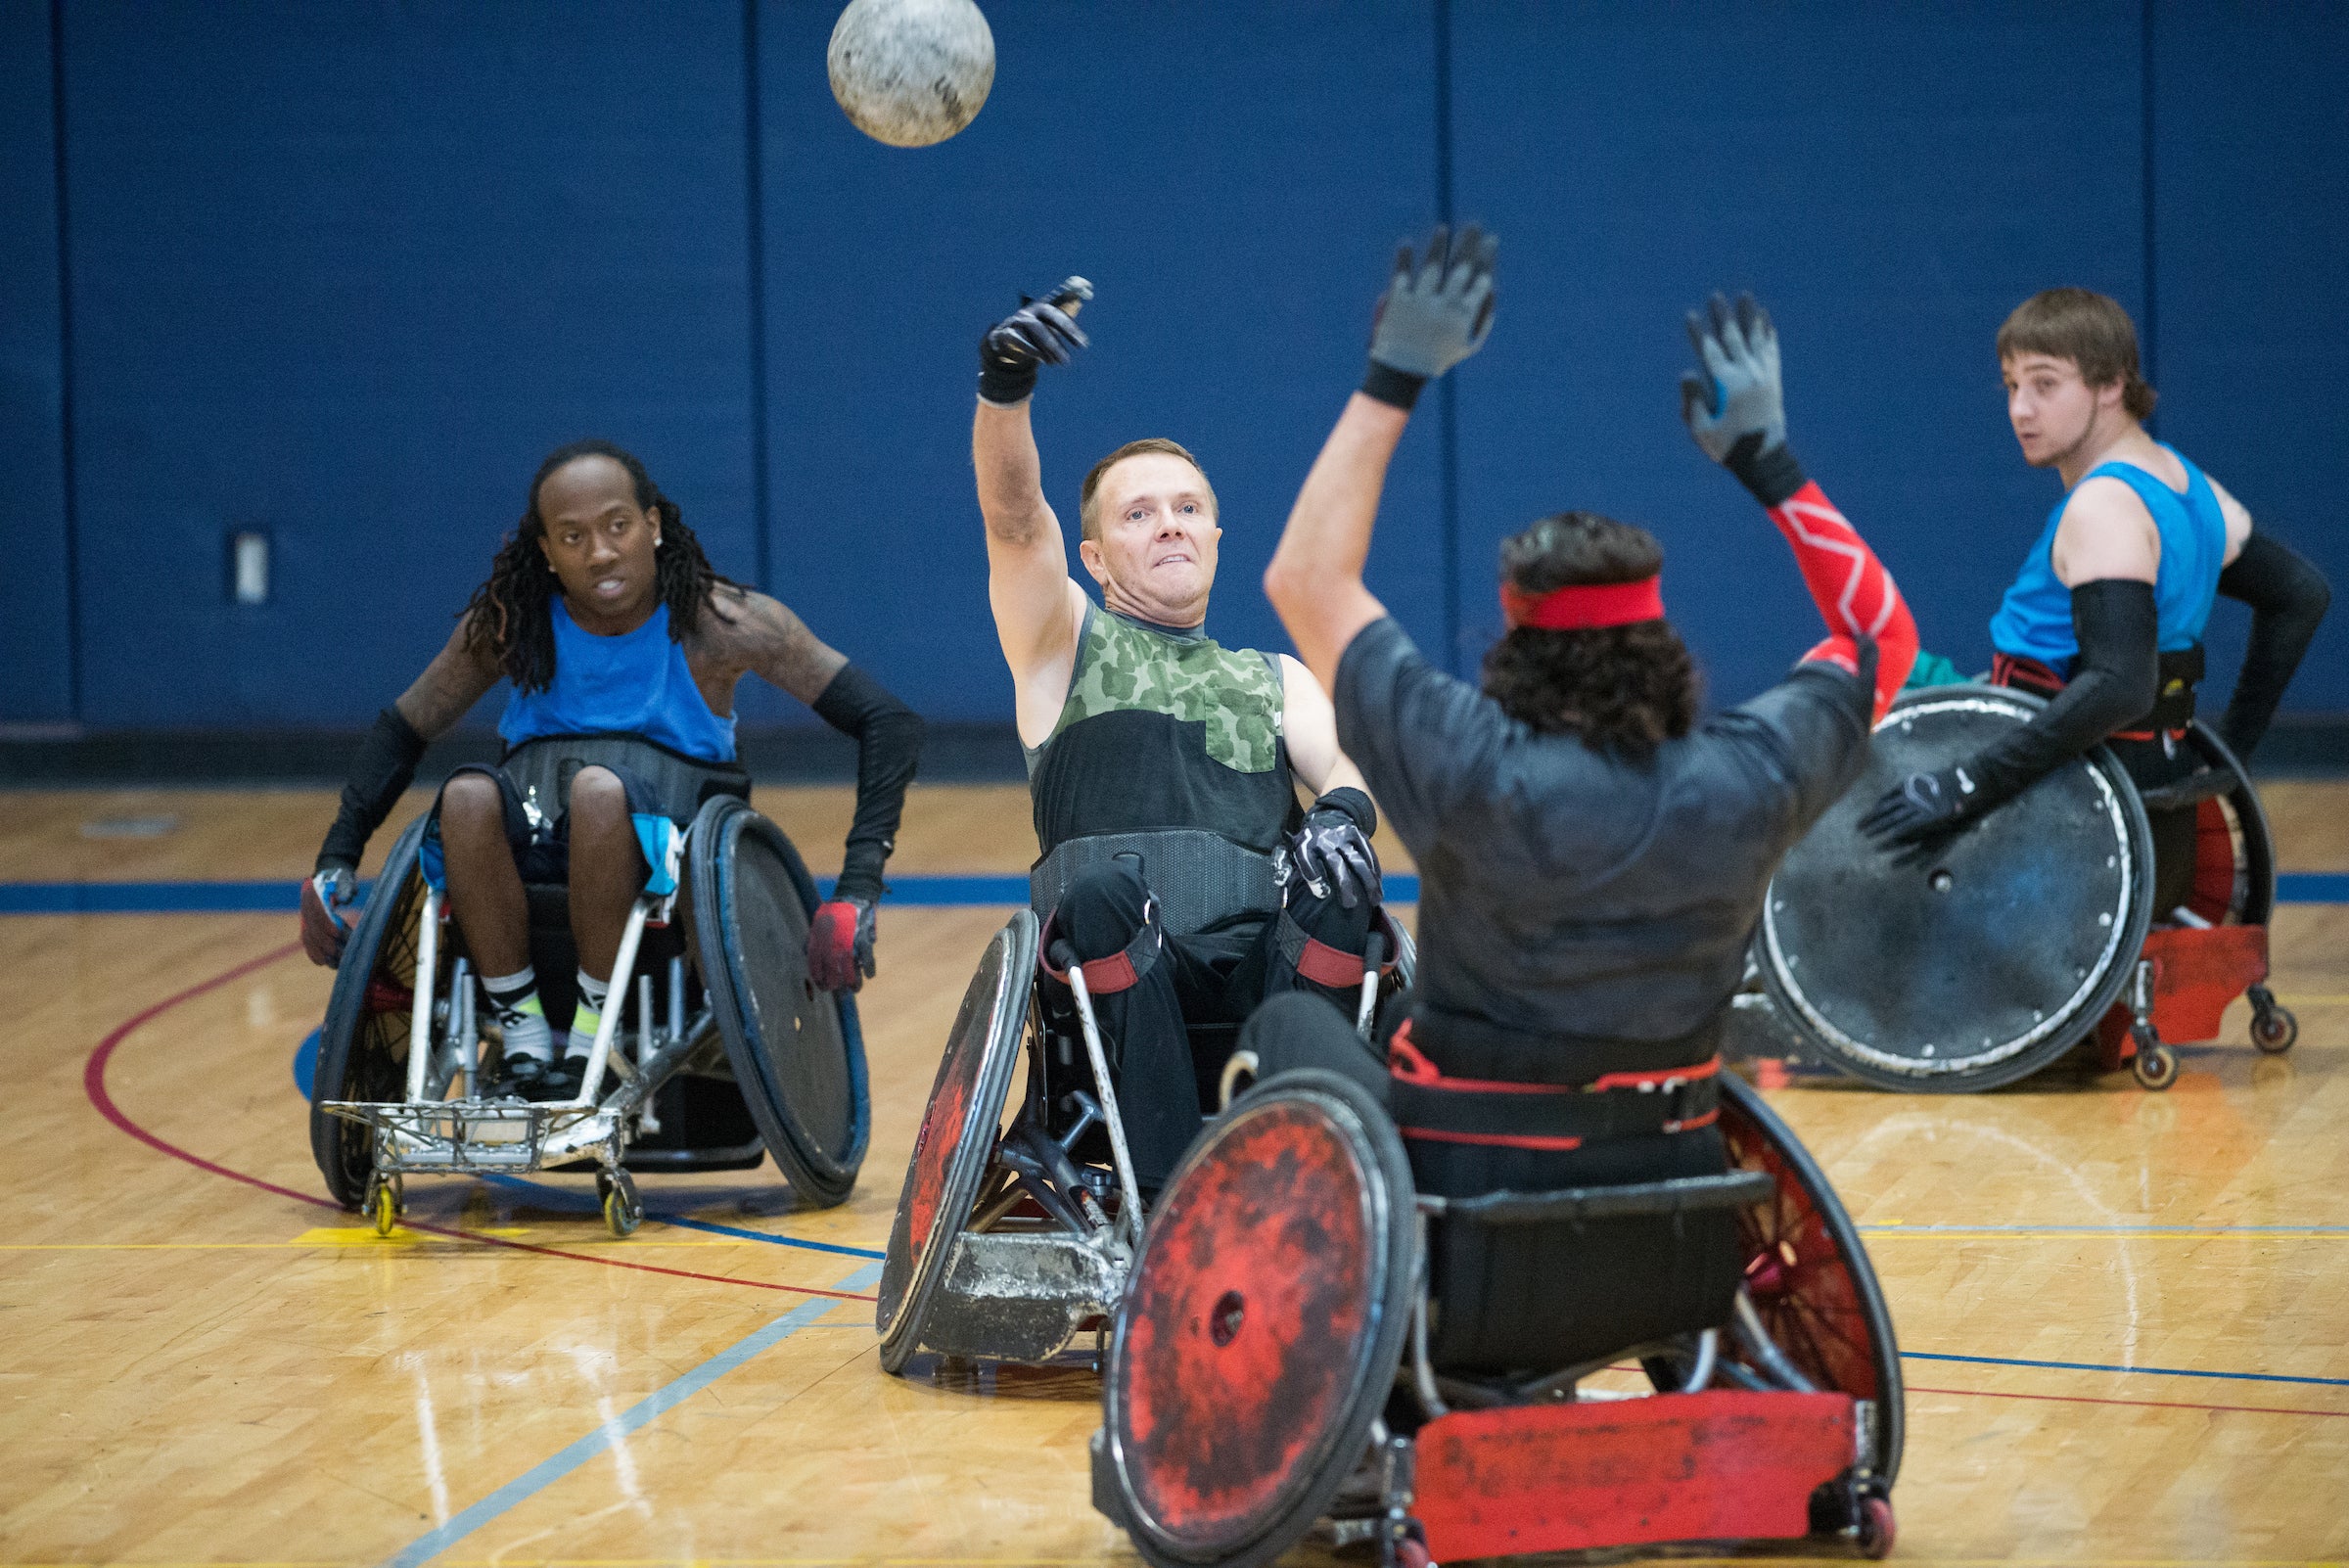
xmin=3 ymin=2 xmax=2341 ymax=730
xmin=0 ymin=3 xmax=72 ymax=724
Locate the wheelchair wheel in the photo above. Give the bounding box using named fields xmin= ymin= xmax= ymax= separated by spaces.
xmin=690 ymin=797 xmax=870 ymax=1210
xmin=309 ymin=816 xmax=433 ymax=1211
xmin=1719 ymin=1073 xmax=1904 ymax=1486
xmin=876 ymin=909 xmax=1036 ymax=1374
xmin=2178 ymin=721 xmax=2277 ymax=928
xmin=1097 ymin=1070 xmax=1417 ymax=1568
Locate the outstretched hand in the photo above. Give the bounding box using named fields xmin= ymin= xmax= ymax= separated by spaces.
xmin=300 ymin=864 xmax=357 ymax=967
xmin=1680 ymin=291 xmax=1785 ymax=467
xmin=1858 ymin=764 xmax=1984 ymax=856
xmin=978 ymin=277 xmax=1093 ymax=406
xmin=1284 ymin=800 xmax=1381 ymax=911
xmin=1369 ymin=224 xmax=1497 ymax=384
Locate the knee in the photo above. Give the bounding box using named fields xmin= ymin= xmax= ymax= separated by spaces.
xmin=566 ymin=765 xmax=629 ymax=826
xmin=1054 ymin=862 xmax=1152 ymax=959
xmin=1241 ymin=992 xmax=1388 ymax=1100
xmin=439 ymin=772 xmax=504 ymax=831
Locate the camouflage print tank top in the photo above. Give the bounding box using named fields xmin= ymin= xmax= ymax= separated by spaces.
xmin=1026 ymin=602 xmax=1299 ymax=858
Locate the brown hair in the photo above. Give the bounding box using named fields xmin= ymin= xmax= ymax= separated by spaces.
xmin=1997 ymin=288 xmax=2157 ymax=420
xmin=1079 ymin=438 xmax=1216 ymax=541
xmin=1480 ymin=511 xmax=1698 ymax=761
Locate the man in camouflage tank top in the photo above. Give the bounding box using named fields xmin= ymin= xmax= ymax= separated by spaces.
xmin=970 ymin=279 xmax=1392 ymax=1189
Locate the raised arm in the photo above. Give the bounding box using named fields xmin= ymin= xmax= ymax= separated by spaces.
xmin=1265 ymin=225 xmax=1497 ymax=693
xmin=711 ymin=584 xmax=923 ymax=992
xmin=973 ymin=280 xmax=1094 ymax=737
xmin=301 ymin=620 xmax=501 ymax=964
xmin=1680 ymin=291 xmax=1916 ymax=715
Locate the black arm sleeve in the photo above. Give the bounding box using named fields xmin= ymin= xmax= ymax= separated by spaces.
xmin=812 ymin=662 xmax=924 ymax=904
xmin=316 ymin=707 xmax=428 ymax=873
xmin=2216 ymin=531 xmax=2332 ymax=761
xmin=1965 ymin=579 xmax=2158 ymax=810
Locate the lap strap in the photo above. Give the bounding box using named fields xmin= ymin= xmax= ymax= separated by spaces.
xmin=1038 ymin=899 xmax=1163 ymax=996
xmin=1276 ymin=905 xmax=1403 ymax=989
xmin=1388 ymin=1019 xmax=1721 ymax=1151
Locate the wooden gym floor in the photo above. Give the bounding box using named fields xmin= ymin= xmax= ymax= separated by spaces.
xmin=2 ymin=781 xmax=2344 ymax=1565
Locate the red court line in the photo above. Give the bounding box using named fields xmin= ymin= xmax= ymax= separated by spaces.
xmin=1911 ymin=1384 xmax=2349 ymax=1420
xmin=82 ymin=941 xmax=876 ymax=1304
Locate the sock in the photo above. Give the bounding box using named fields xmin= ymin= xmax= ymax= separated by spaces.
xmin=566 ymin=968 xmax=611 ymax=1061
xmin=482 ymin=966 xmax=552 ymax=1063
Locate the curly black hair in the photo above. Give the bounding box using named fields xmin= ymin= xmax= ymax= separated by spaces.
xmin=1480 ymin=511 xmax=1699 ymax=761
xmin=460 ymin=438 xmax=736 ymax=693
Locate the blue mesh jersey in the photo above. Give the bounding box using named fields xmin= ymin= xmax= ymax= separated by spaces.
xmin=497 ymin=598 xmax=737 ymax=762
xmin=1989 ymin=445 xmax=2228 ymax=670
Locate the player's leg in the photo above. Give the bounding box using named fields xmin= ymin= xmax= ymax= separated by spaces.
xmin=1042 ymin=860 xmax=1199 ymax=1191
xmin=437 ymin=766 xmax=558 ymax=1091
xmin=556 ymin=764 xmax=644 ymax=1084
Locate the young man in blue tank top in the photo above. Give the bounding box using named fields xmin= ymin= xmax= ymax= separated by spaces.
xmin=967 ymin=282 xmax=1393 ymax=1190
xmin=299 ymin=440 xmax=923 ymax=1101
xmin=1862 ymin=290 xmax=2329 ymax=917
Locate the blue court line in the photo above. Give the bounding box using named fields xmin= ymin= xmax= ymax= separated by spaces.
xmin=1905 ymin=1351 xmax=2349 ymax=1389
xmin=482 ymin=1174 xmax=884 ymax=1260
xmin=8 ymin=869 xmax=2345 ymax=914
xmin=379 ymin=1260 xmax=881 ymax=1568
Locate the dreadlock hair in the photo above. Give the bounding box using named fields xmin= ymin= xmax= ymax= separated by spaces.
xmin=1480 ymin=511 xmax=1700 ymax=761
xmin=460 ymin=438 xmax=736 ymax=693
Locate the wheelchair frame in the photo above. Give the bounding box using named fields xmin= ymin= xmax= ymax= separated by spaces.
xmin=313 ymin=793 xmax=865 ymax=1237
xmin=1093 ymin=1070 xmax=1901 ymax=1568
xmin=876 ymin=904 xmax=1414 ymax=1373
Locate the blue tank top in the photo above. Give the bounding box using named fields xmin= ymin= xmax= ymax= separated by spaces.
xmin=1989 ymin=444 xmax=2227 ymax=670
xmin=498 ymin=599 xmax=737 ymax=762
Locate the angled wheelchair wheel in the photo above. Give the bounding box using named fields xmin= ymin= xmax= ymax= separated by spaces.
xmin=309 ymin=816 xmax=433 ymax=1210
xmin=691 ymin=797 xmax=869 ymax=1210
xmin=876 ymin=909 xmax=1036 ymax=1374
xmin=1761 ymin=685 xmax=2156 ymax=1091
xmin=1719 ymin=1072 xmax=1904 ymax=1487
xmin=1098 ymin=1070 xmax=1416 ymax=1568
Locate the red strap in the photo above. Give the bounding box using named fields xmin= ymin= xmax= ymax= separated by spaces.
xmin=1768 ymin=481 xmax=1916 ymax=721
xmin=1391 ymin=1021 xmax=1722 ymax=1098
xmin=1075 ymin=950 xmax=1139 ymax=993
xmin=1586 ymin=1057 xmax=1722 ymax=1092
xmin=1400 ymin=1126 xmax=1585 ymax=1152
xmin=1500 ymin=576 xmax=1665 ymax=631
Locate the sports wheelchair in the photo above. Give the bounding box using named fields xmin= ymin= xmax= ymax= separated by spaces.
xmin=1090 ymin=1065 xmax=1902 ymax=1567
xmin=309 ymin=745 xmax=868 ymax=1237
xmin=875 ymin=832 xmax=1413 ymax=1373
xmin=1746 ymin=685 xmax=2294 ymax=1092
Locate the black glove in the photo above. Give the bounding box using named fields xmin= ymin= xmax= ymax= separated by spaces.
xmin=1857 ymin=764 xmax=1989 ymax=853
xmin=977 ymin=277 xmax=1092 ymax=405
xmin=1284 ymin=788 xmax=1381 ymax=910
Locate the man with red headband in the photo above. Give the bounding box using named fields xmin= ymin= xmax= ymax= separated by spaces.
xmin=1252 ymin=239 xmax=1912 ymax=1278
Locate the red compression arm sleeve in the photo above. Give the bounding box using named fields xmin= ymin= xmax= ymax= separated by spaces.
xmin=1767 ymin=480 xmax=1917 ymax=720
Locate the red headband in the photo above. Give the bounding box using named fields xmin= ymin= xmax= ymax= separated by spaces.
xmin=1500 ymin=576 xmax=1666 ymax=631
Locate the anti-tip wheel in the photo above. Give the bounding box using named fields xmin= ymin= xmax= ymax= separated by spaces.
xmin=2249 ymin=989 xmax=2298 ymax=1054
xmin=369 ymin=1176 xmax=401 ymax=1237
xmin=602 ymin=1172 xmax=643 ymax=1238
xmin=1858 ymin=1496 xmax=1897 ymax=1559
xmin=2132 ymin=1041 xmax=2179 ymax=1090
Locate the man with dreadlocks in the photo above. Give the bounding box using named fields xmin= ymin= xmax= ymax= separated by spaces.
xmin=1247 ymin=236 xmax=1913 ymax=1354
xmin=299 ymin=438 xmax=923 ymax=1101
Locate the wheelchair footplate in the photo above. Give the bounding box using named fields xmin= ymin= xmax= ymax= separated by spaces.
xmin=317 ymin=1097 xmax=610 ymax=1172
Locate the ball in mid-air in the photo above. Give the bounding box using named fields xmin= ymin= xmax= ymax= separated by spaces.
xmin=827 ymin=0 xmax=995 ymax=149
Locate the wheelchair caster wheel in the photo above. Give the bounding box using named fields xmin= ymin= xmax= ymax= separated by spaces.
xmin=2248 ymin=988 xmax=2298 ymax=1054
xmin=367 ymin=1175 xmax=402 ymax=1237
xmin=600 ymin=1171 xmax=643 ymax=1238
xmin=2132 ymin=1041 xmax=2178 ymax=1090
xmin=1857 ymin=1496 xmax=1897 ymax=1559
